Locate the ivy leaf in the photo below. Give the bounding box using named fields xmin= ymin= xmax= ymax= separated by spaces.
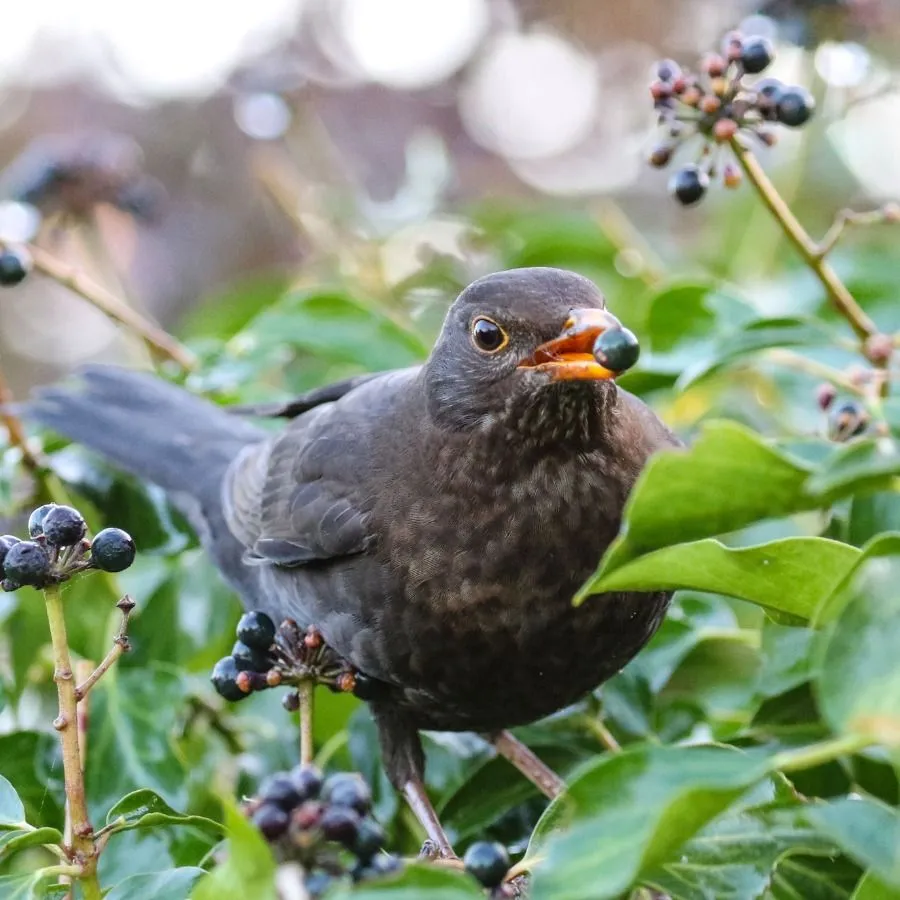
xmin=105 ymin=868 xmax=206 ymax=900
xmin=328 ymin=863 xmax=483 ymax=898
xmin=807 ymin=438 xmax=900 ymax=498
xmin=814 ymin=535 xmax=900 ymax=742
xmin=0 ymin=775 xmax=24 ymax=826
xmin=805 ymin=796 xmax=900 ymax=889
xmin=528 ymin=744 xmax=771 ymax=900
xmin=104 ymin=789 xmax=223 ymax=837
xmin=0 ymin=874 xmax=41 ymax=900
xmin=579 ymin=537 xmax=858 ymax=619
xmin=852 ymin=871 xmax=900 ymax=899
xmin=0 ymin=825 xmax=63 ymax=863
xmin=596 ymin=422 xmax=816 ymax=578
xmin=190 ymin=797 xmax=277 ymax=900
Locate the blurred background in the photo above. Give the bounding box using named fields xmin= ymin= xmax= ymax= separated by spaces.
xmin=0 ymin=0 xmax=898 ymax=396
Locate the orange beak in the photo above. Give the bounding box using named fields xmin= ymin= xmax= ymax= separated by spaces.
xmin=517 ymin=308 xmax=622 ymax=381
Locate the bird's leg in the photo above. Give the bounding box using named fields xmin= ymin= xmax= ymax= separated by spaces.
xmin=489 ymin=730 xmax=565 ymax=800
xmin=404 ymin=778 xmax=456 ymax=859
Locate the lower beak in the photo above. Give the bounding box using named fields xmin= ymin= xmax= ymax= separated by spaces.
xmin=517 ymin=308 xmax=622 ymax=381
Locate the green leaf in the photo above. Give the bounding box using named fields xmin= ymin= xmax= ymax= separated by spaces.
xmin=579 ymin=537 xmax=858 ymax=619
xmin=814 ymin=535 xmax=900 ymax=741
xmin=190 ymin=797 xmax=277 ymax=900
xmin=106 ymin=868 xmax=206 ymax=900
xmin=329 ymin=863 xmax=483 ymax=899
xmin=0 ymin=775 xmax=24 ymax=826
xmin=807 ymin=438 xmax=900 ymax=498
xmin=0 ymin=873 xmax=41 ymax=900
xmin=805 ymin=797 xmax=900 ymax=889
xmin=678 ymin=316 xmax=837 ymax=388
xmin=528 ymin=744 xmax=771 ymax=900
xmin=104 ymin=789 xmax=223 ymax=837
xmin=0 ymin=826 xmax=63 ymax=861
xmin=597 ymin=421 xmax=816 ymax=577
xmin=852 ymin=871 xmax=900 ymax=900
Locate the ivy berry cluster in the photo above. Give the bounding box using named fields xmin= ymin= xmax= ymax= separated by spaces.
xmin=0 ymin=503 xmax=135 ymax=591
xmin=246 ymin=764 xmax=400 ymax=897
xmin=648 ymin=31 xmax=815 ymax=206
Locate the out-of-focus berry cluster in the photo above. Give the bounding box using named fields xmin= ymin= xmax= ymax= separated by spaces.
xmin=648 ymin=31 xmax=815 ymax=206
xmin=0 ymin=503 xmax=135 ymax=591
xmin=245 ymin=764 xmax=400 ymax=897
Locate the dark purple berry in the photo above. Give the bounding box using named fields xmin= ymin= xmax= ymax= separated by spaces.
xmin=754 ymin=77 xmax=784 ymax=99
xmin=829 ymin=401 xmax=869 ymax=441
xmin=28 ymin=504 xmax=55 ymax=538
xmin=231 ymin=640 xmax=270 ymax=673
xmin=290 ymin=764 xmax=324 ymax=801
xmin=669 ymin=165 xmax=708 ymax=206
xmin=90 ymin=528 xmax=135 ymax=572
xmin=252 ymin=802 xmax=289 ymax=840
xmin=0 ymin=247 xmax=31 ymax=287
xmin=740 ymin=36 xmax=774 ymax=74
xmin=211 ymin=656 xmax=246 ymax=702
xmin=305 ymin=871 xmax=333 ymax=897
xmin=282 ymin=691 xmax=300 ymax=712
xmin=41 ymin=505 xmax=87 ymax=548
xmin=322 ymin=773 xmax=372 ymax=816
xmin=464 ymin=841 xmax=510 ymax=889
xmin=236 ymin=611 xmax=276 ymax=652
xmin=593 ymin=327 xmax=640 ymax=374
xmin=776 ymin=87 xmax=815 ymax=127
xmin=259 ymin=773 xmax=303 ymax=811
xmin=655 ymin=59 xmax=681 ymax=82
xmin=319 ymin=805 xmax=361 ymax=847
xmin=0 ymin=535 xmax=21 ymax=569
xmin=3 ymin=541 xmax=50 ymax=587
xmin=353 ymin=817 xmax=387 ymax=861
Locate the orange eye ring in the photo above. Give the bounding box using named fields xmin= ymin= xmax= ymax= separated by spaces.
xmin=471 ymin=316 xmax=509 ymax=353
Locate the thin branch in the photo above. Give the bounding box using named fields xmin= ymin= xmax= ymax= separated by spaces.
xmin=582 ymin=715 xmax=622 ymax=754
xmin=44 ymin=583 xmax=102 ymax=900
xmin=74 ymin=596 xmax=133 ymax=701
xmin=2 ymin=240 xmax=196 ymax=371
xmin=729 ymin=139 xmax=877 ymax=342
xmin=298 ymin=679 xmax=315 ymax=766
xmin=815 ymin=204 xmax=900 ymax=259
xmin=0 ymin=354 xmax=44 ymax=473
xmin=491 ymin=730 xmax=565 ymax=799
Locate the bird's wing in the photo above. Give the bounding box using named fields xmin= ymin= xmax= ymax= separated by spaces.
xmin=228 ymin=372 xmax=385 ymax=419
xmin=223 ymin=367 xmax=421 ymax=568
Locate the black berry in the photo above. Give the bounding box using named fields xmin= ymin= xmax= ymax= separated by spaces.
xmin=231 ymin=640 xmax=270 ymax=674
xmin=90 ymin=528 xmax=135 ymax=572
xmin=740 ymin=36 xmax=774 ymax=74
xmin=593 ymin=327 xmax=640 ymax=374
xmin=352 ymin=853 xmax=402 ymax=883
xmin=755 ymin=77 xmax=783 ymax=100
xmin=776 ymin=87 xmax=815 ymax=127
xmin=829 ymin=401 xmax=869 ymax=441
xmin=259 ymin=773 xmax=303 ymax=812
xmin=655 ymin=59 xmax=681 ymax=82
xmin=252 ymin=802 xmax=289 ymax=840
xmin=464 ymin=841 xmax=510 ymax=889
xmin=28 ymin=504 xmax=55 ymax=538
xmin=319 ymin=805 xmax=361 ymax=847
xmin=669 ymin=165 xmax=708 ymax=206
xmin=353 ymin=817 xmax=387 ymax=861
xmin=236 ymin=611 xmax=276 ymax=652
xmin=0 ymin=247 xmax=31 ymax=287
xmin=290 ymin=764 xmax=324 ymax=801
xmin=0 ymin=535 xmax=20 ymax=569
xmin=322 ymin=773 xmax=372 ymax=816
xmin=3 ymin=541 xmax=50 ymax=587
xmin=41 ymin=505 xmax=87 ymax=548
xmin=305 ymin=871 xmax=333 ymax=898
xmin=211 ymin=656 xmax=246 ymax=702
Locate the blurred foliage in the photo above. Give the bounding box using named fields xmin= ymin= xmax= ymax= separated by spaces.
xmin=3 ymin=63 xmax=900 ymax=899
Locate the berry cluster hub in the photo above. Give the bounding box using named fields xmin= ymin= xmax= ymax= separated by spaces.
xmin=649 ymin=32 xmax=815 ymax=206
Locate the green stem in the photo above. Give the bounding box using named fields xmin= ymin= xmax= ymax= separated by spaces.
xmin=772 ymin=733 xmax=872 ymax=774
xmin=44 ymin=583 xmax=102 ymax=900
xmin=299 ymin=679 xmax=315 ymax=766
xmin=729 ymin=139 xmax=876 ymax=342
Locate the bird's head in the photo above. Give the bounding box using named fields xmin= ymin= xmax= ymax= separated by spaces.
xmin=424 ymin=267 xmax=628 ymax=447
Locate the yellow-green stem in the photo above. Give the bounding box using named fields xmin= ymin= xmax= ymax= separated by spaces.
xmin=44 ymin=583 xmax=102 ymax=900
xmin=299 ymin=679 xmax=315 ymax=766
xmin=772 ymin=733 xmax=872 ymax=773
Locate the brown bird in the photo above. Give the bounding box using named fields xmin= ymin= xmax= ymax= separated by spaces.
xmin=28 ymin=267 xmax=679 ymax=855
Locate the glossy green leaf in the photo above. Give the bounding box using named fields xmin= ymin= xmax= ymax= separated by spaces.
xmin=579 ymin=537 xmax=858 ymax=619
xmin=0 ymin=873 xmax=41 ymax=900
xmin=191 ymin=797 xmax=277 ymax=900
xmin=852 ymin=871 xmax=900 ymax=900
xmin=329 ymin=863 xmax=483 ymax=899
xmin=104 ymin=789 xmax=223 ymax=837
xmin=805 ymin=797 xmax=900 ymax=889
xmin=815 ymin=535 xmax=900 ymax=740
xmin=0 ymin=775 xmax=24 ymax=826
xmin=597 ymin=421 xmax=817 ymax=577
xmin=807 ymin=438 xmax=900 ymax=498
xmin=106 ymin=868 xmax=206 ymax=900
xmin=528 ymin=744 xmax=771 ymax=900
xmin=0 ymin=825 xmax=63 ymax=861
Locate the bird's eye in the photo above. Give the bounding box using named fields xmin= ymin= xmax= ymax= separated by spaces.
xmin=471 ymin=317 xmax=508 ymax=353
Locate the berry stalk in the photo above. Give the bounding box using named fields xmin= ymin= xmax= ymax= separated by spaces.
xmin=728 ymin=138 xmax=877 ymax=343
xmin=44 ymin=582 xmax=102 ymax=900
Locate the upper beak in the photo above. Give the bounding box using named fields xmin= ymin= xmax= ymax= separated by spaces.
xmin=517 ymin=308 xmax=622 ymax=381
